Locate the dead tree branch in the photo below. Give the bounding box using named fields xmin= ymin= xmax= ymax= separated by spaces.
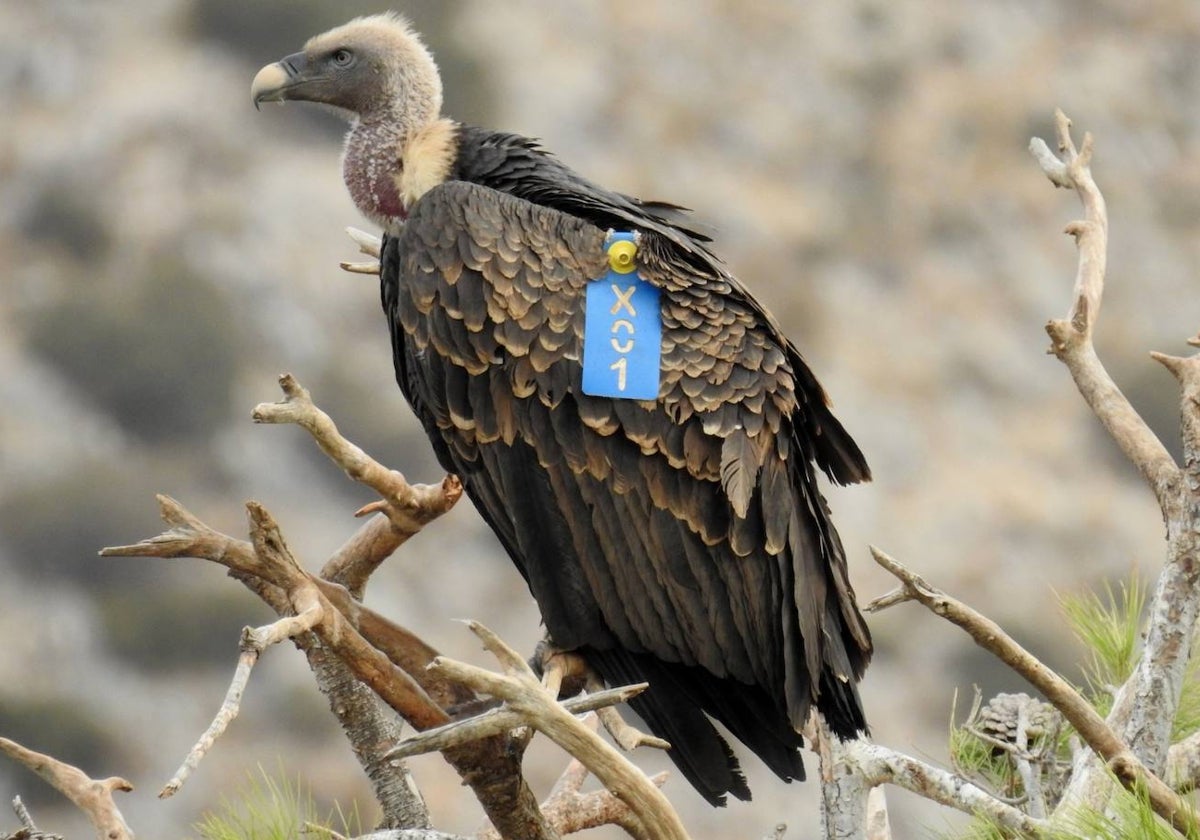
xmin=1032 ymin=110 xmax=1179 ymax=504
xmin=477 ymin=716 xmax=669 ymax=840
xmin=1166 ymin=731 xmax=1200 ymax=793
xmin=99 ymin=375 xmax=698 ymax=839
xmin=1031 ymin=110 xmax=1200 ymax=819
xmin=0 ymin=737 xmax=134 ymax=840
xmin=387 ymin=685 xmax=650 ymax=760
xmin=101 ymin=495 xmax=560 ymax=839
xmin=252 ymin=373 xmax=462 ymax=556
xmin=160 ymin=606 xmax=323 ymax=798
xmin=830 ymin=737 xmax=1049 ymax=837
xmin=340 ymin=226 xmax=383 ymax=275
xmin=424 ymin=622 xmax=690 ymax=840
xmin=6 ymin=796 xmax=63 ymax=840
xmin=868 ymin=546 xmax=1199 ymax=836
xmin=102 ymin=497 xmax=451 ymax=735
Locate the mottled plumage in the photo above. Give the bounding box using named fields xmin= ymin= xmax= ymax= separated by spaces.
xmin=254 ymin=13 xmax=872 ymax=806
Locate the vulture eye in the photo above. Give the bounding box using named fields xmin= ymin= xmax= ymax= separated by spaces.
xmin=331 ymin=49 xmax=354 ymax=67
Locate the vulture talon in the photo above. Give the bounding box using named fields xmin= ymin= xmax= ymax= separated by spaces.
xmin=347 ymin=226 xmax=384 ymax=258
xmin=533 ymin=641 xmax=592 ymax=700
xmin=598 ymin=705 xmax=672 ymax=752
xmin=340 ymin=259 xmax=380 ymax=275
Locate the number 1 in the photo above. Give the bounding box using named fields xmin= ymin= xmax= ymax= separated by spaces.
xmin=610 ymin=357 xmax=627 ymax=391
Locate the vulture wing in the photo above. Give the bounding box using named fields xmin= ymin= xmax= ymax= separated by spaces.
xmin=381 ymin=180 xmax=871 ymax=805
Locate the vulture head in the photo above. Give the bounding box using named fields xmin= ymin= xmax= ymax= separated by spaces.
xmin=252 ymin=13 xmax=448 ymax=231
xmin=251 ymin=13 xmax=441 ymax=124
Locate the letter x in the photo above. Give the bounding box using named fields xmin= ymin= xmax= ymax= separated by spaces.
xmin=610 ymin=284 xmax=637 ymax=317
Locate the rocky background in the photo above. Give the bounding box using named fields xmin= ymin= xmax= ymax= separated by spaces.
xmin=2 ymin=1 xmax=1198 ymax=837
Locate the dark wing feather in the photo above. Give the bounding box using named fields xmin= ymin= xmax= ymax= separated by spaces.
xmin=382 ymin=179 xmax=870 ymax=804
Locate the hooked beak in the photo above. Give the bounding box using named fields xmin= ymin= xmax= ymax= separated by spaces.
xmin=251 ymin=52 xmax=313 ymax=110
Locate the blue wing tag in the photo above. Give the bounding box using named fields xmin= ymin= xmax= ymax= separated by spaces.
xmin=581 ymin=232 xmax=661 ymax=400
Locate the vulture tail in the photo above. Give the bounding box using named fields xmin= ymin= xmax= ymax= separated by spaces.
xmin=584 ymin=647 xmax=807 ymax=806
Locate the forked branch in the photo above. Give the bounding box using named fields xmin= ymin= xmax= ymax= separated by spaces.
xmin=426 ymin=622 xmax=690 ymax=840
xmin=252 ymin=373 xmax=462 ymax=546
xmin=1031 ymin=111 xmax=1200 ymax=821
xmin=1031 ymin=109 xmax=1178 ymax=506
xmin=0 ymin=737 xmax=133 ymax=840
xmin=100 ymin=375 xmax=693 ymax=840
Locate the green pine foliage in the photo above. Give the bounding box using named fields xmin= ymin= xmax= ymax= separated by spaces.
xmin=945 ymin=780 xmax=1196 ymax=840
xmin=1048 ymin=783 xmax=1192 ymax=840
xmin=1174 ymin=653 xmax=1200 ymax=743
xmin=948 ymin=712 xmax=1019 ymax=798
xmin=944 ymin=574 xmax=1200 ymax=838
xmin=192 ymin=767 xmax=361 ymax=840
xmin=1059 ymin=577 xmax=1145 ymax=715
xmin=1060 ymin=576 xmax=1200 ymax=741
xmin=936 ymin=815 xmax=1014 ymax=840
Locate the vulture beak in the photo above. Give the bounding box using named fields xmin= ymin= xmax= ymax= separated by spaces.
xmin=251 ymin=52 xmax=315 ymax=110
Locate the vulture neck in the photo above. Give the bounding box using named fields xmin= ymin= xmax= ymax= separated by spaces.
xmin=342 ymin=112 xmax=456 ymax=236
xmin=342 ymin=113 xmax=408 ymax=235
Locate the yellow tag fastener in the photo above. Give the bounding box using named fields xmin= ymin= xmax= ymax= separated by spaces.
xmin=607 ymin=239 xmax=638 ymax=274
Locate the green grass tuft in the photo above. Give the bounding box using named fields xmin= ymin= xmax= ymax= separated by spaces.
xmin=192 ymin=766 xmax=361 ymax=840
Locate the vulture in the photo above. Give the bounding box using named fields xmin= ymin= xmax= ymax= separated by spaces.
xmin=252 ymin=13 xmax=872 ymax=806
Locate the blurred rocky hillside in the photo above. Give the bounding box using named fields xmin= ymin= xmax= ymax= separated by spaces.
xmin=1 ymin=0 xmax=1198 ymax=837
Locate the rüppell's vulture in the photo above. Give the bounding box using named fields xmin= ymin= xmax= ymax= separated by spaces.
xmin=252 ymin=13 xmax=872 ymax=806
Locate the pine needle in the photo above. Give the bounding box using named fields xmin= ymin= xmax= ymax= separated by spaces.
xmin=192 ymin=765 xmax=362 ymax=840
xmin=1059 ymin=577 xmax=1146 ymax=703
xmin=1048 ymin=772 xmax=1200 ymax=840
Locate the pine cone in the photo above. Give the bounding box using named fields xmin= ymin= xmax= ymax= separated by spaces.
xmin=976 ymin=692 xmax=1062 ymax=748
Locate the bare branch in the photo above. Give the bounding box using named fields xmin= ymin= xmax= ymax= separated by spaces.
xmin=869 ymin=547 xmax=1099 ymax=742
xmin=474 ymin=715 xmax=668 ymax=840
xmin=347 ymin=833 xmax=465 ymax=840
xmin=102 ymin=496 xmax=565 ymax=838
xmin=1031 ymin=112 xmax=1178 ymax=508
xmin=1030 ymin=113 xmax=1200 ymax=822
xmin=1028 ymin=137 xmax=1070 ymax=188
xmin=103 ymin=499 xmax=450 ymax=731
xmin=0 ymin=737 xmax=134 ymax=840
xmin=862 ymin=586 xmax=912 ymax=613
xmin=1166 ymin=731 xmax=1200 ymax=793
xmin=1014 ymin=700 xmax=1047 ymax=818
xmin=816 ymin=719 xmax=873 ymax=839
xmin=160 ymin=603 xmax=323 ymax=798
xmin=536 ymin=763 xmax=668 ymax=840
xmin=251 ymin=374 xmax=462 ymax=541
xmin=388 ymin=685 xmax=649 ymax=760
xmin=865 ymin=788 xmax=891 ymax=840
xmin=320 ymin=513 xmax=405 ymax=598
xmin=7 ymin=796 xmax=63 ymax=840
xmin=101 ymin=494 xmax=275 ymax=579
xmin=842 ymin=739 xmax=1050 ymax=837
xmin=488 ymin=756 xmax=668 ymax=839
xmin=869 ymin=546 xmax=1200 ymax=835
xmin=429 ymin=621 xmax=691 ymax=840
